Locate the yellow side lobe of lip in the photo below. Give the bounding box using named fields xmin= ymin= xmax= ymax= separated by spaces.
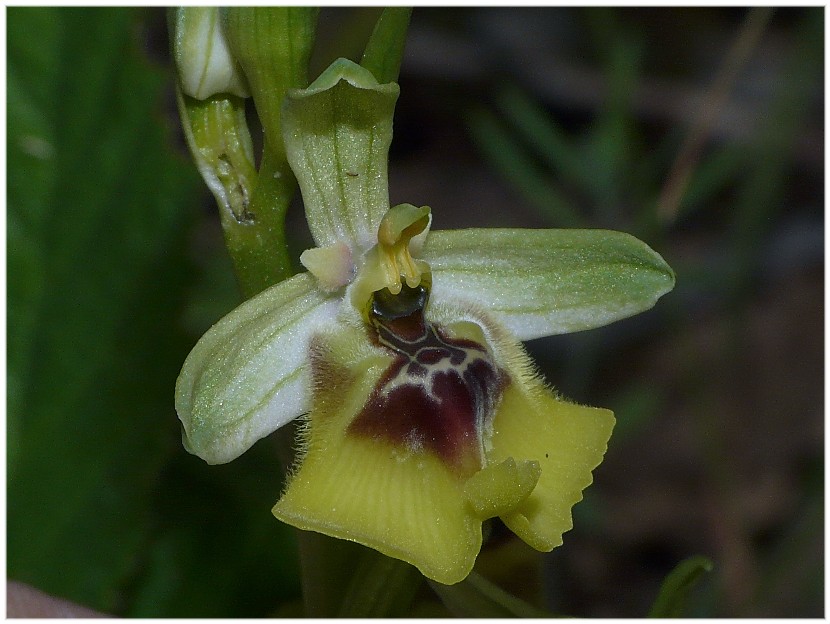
xmin=488 ymin=382 xmax=615 ymax=552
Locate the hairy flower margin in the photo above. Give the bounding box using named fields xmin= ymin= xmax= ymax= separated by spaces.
xmin=175 ymin=58 xmax=675 ymax=584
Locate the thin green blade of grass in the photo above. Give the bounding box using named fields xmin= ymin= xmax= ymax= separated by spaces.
xmin=494 ymin=84 xmax=594 ymax=194
xmin=467 ymin=106 xmax=582 ymax=228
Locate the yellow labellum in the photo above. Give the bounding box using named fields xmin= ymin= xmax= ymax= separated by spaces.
xmin=272 ymin=302 xmax=615 ymax=584
xmin=273 ymin=327 xmax=482 ymax=585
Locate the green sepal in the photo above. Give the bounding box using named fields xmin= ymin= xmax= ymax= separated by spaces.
xmin=221 ymin=7 xmax=318 ymax=160
xmin=423 ymin=228 xmax=675 ymax=340
xmin=175 ymin=272 xmax=338 ymax=465
xmin=282 ymin=58 xmax=400 ymax=250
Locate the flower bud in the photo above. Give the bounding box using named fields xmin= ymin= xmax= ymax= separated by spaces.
xmin=172 ymin=7 xmax=249 ymax=99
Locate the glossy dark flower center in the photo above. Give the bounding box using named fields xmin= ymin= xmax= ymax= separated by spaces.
xmin=348 ymin=284 xmax=505 ymax=473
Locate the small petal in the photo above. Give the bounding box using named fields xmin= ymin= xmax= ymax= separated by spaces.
xmin=423 ymin=228 xmax=675 ymax=340
xmin=176 ymin=273 xmax=338 ymax=465
xmin=282 ymin=58 xmax=400 ymax=251
xmin=300 ymin=241 xmax=354 ymax=291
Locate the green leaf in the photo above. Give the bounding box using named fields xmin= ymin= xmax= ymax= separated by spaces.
xmin=648 ymin=556 xmax=714 ymax=618
xmin=282 ymin=58 xmax=400 ymax=249
xmin=126 ymin=445 xmax=302 ymax=617
xmin=494 ymin=85 xmax=593 ymax=198
xmin=428 ymin=572 xmax=552 ymax=618
xmin=423 ymin=228 xmax=675 ymax=341
xmin=585 ymin=32 xmax=641 ymax=218
xmin=360 ymin=7 xmax=412 ymax=84
xmin=7 ymin=6 xmax=202 ymax=612
xmin=7 ymin=7 xmax=62 ymax=476
xmin=675 ymin=145 xmax=744 ymax=219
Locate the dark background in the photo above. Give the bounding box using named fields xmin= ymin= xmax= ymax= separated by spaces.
xmin=7 ymin=7 xmax=823 ymax=617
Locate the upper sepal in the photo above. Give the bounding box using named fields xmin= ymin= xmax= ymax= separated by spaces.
xmin=175 ymin=273 xmax=338 ymax=464
xmin=423 ymin=228 xmax=675 ymax=341
xmin=282 ymin=58 xmax=400 ymax=252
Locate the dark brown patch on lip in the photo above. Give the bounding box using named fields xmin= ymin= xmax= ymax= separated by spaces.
xmin=348 ymin=285 xmax=505 ymax=474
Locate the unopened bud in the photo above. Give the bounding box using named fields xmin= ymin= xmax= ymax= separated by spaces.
xmin=172 ymin=7 xmax=249 ymax=99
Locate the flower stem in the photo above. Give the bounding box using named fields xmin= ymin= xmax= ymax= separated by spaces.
xmin=429 ymin=571 xmax=553 ymax=617
xmin=229 ymin=147 xmax=295 ymax=298
xmin=337 ymin=545 xmax=423 ymax=617
xmin=182 ymin=8 xmax=427 ymax=616
xmin=295 ymin=531 xmax=422 ymax=617
xmin=360 ymin=7 xmax=412 ymax=83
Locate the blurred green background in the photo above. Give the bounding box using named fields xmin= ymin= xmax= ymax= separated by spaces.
xmin=7 ymin=7 xmax=823 ymax=617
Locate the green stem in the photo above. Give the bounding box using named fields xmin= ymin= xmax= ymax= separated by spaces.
xmin=360 ymin=7 xmax=412 ymax=83
xmin=295 ymin=530 xmax=422 ymax=617
xmin=287 ymin=12 xmax=426 ymax=616
xmin=229 ymin=146 xmax=295 ymax=298
xmin=295 ymin=532 xmax=365 ymax=617
xmin=337 ymin=546 xmax=422 ymax=617
xmin=196 ymin=8 xmax=426 ymax=617
xmin=176 ymin=95 xmax=293 ymax=297
xmin=428 ymin=571 xmax=553 ymax=618
xmin=217 ymin=7 xmax=319 ymax=296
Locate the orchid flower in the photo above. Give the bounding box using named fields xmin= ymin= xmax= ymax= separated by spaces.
xmin=175 ymin=58 xmax=675 ymax=585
